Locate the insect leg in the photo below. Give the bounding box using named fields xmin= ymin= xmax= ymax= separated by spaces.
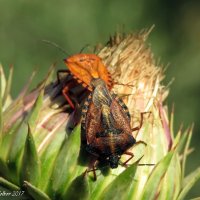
xmin=84 ymin=159 xmax=98 ymax=181
xmin=132 ymin=112 xmax=151 ymax=137
xmin=84 ymin=167 xmax=98 ymax=181
xmin=62 ymin=81 xmax=78 ymax=109
xmin=134 ymin=140 xmax=147 ymax=146
xmin=91 ymin=165 xmax=97 ymax=181
xmin=122 ymin=151 xmax=134 ymax=166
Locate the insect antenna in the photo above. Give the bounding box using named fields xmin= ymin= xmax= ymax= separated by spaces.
xmin=42 ymin=39 xmax=71 ymax=57
xmin=119 ymin=154 xmax=155 ymax=167
xmin=119 ymin=161 xmax=155 ymax=167
xmin=138 ymin=163 xmax=155 ymax=166
xmin=113 ymin=82 xmax=135 ymax=88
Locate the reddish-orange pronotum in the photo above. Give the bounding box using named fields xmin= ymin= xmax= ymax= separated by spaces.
xmin=57 ymin=54 xmax=113 ymax=109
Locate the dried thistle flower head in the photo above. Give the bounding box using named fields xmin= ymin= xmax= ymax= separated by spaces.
xmin=0 ymin=30 xmax=199 ymax=200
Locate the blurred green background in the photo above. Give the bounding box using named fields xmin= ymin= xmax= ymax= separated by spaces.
xmin=0 ymin=0 xmax=200 ymax=198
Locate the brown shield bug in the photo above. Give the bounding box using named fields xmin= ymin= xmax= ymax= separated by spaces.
xmin=81 ymin=78 xmax=146 ymax=180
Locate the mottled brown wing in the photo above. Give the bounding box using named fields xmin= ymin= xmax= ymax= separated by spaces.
xmin=110 ymin=98 xmax=132 ymax=135
xmin=92 ymin=82 xmax=112 ymax=108
xmin=85 ymin=102 xmax=104 ymax=144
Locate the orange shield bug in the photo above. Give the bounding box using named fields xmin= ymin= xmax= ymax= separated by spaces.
xmin=43 ymin=41 xmax=113 ymax=109
xmin=64 ymin=54 xmax=113 ymax=90
xmin=57 ymin=54 xmax=113 ymax=110
xmin=81 ymin=78 xmax=147 ymax=180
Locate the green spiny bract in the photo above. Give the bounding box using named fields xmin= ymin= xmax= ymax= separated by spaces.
xmin=0 ymin=31 xmax=199 ymax=200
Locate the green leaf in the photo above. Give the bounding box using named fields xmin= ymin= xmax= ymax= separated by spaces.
xmin=7 ymin=122 xmax=28 ymax=184
xmin=175 ymin=128 xmax=189 ymax=154
xmin=20 ymin=125 xmax=40 ymax=186
xmin=0 ymin=121 xmax=27 ymax=185
xmin=0 ymin=65 xmax=3 ymax=140
xmin=99 ymin=162 xmax=138 ymax=200
xmin=87 ymin=166 xmax=118 ymax=200
xmin=172 ymin=127 xmax=181 ymax=150
xmin=158 ymin=154 xmax=181 ymax=200
xmin=2 ymin=65 xmax=13 ymax=106
xmin=0 ymin=121 xmax=22 ymax=161
xmin=63 ymin=174 xmax=89 ymax=200
xmin=48 ymin=125 xmax=82 ymax=199
xmin=0 ymin=159 xmax=9 ymax=179
xmin=24 ymin=181 xmax=51 ymax=200
xmin=177 ymin=167 xmax=200 ymax=200
xmin=28 ymin=88 xmax=44 ymax=131
xmin=7 ymin=122 xmax=28 ymax=163
xmin=181 ymin=125 xmax=193 ymax=182
xmin=38 ymin=128 xmax=66 ymax=191
xmin=0 ymin=177 xmax=20 ymax=191
xmin=141 ymin=151 xmax=173 ymax=200
xmin=0 ymin=64 xmax=7 ymax=99
xmin=169 ymin=105 xmax=174 ymax=139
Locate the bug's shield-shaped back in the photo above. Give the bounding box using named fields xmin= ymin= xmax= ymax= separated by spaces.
xmin=81 ymin=79 xmax=136 ymax=169
xmin=64 ymin=54 xmax=113 ymax=90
